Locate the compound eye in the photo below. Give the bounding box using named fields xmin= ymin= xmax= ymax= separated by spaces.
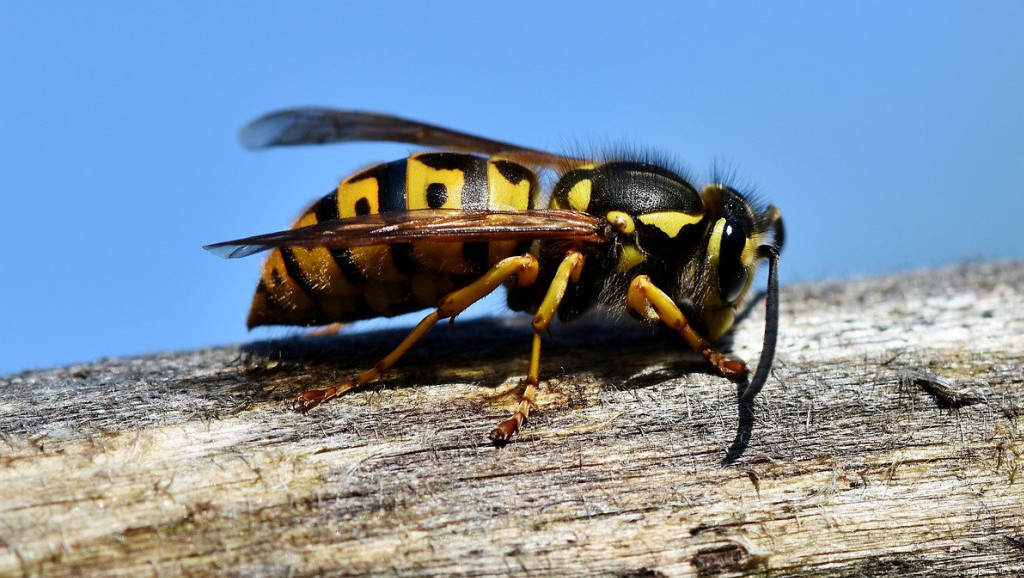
xmin=718 ymin=220 xmax=749 ymax=303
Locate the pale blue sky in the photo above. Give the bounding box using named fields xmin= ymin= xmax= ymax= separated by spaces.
xmin=2 ymin=2 xmax=1022 ymax=374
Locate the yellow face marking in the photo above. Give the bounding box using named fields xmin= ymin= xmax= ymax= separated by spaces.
xmin=407 ymin=155 xmax=464 ymax=210
xmin=606 ymin=211 xmax=635 ymax=235
xmin=706 ymin=217 xmax=727 ymax=274
xmin=741 ymin=233 xmax=762 ymax=266
xmin=487 ymin=160 xmax=532 ymax=211
xmin=733 ymin=236 xmax=758 ymax=302
xmin=637 ymin=211 xmax=702 ymax=238
xmin=616 ymin=245 xmax=646 ymax=272
xmin=566 ymin=179 xmax=592 ymax=211
xmin=337 ymin=177 xmax=380 ymax=218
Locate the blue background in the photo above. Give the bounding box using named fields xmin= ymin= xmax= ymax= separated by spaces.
xmin=3 ymin=2 xmax=1022 ymax=374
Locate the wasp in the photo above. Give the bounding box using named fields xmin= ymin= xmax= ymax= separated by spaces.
xmin=206 ymin=108 xmax=783 ymax=443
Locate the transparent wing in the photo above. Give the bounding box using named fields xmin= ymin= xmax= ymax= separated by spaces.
xmin=204 ymin=209 xmax=606 ymax=259
xmin=239 ymin=107 xmax=585 ymax=169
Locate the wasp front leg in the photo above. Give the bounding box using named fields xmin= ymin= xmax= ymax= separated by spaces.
xmin=490 ymin=250 xmax=585 ymax=444
xmin=294 ymin=254 xmax=540 ymax=411
xmin=626 ymin=275 xmax=746 ymax=380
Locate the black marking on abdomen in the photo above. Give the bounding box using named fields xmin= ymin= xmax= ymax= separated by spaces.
xmin=354 ymin=197 xmax=371 ymax=215
xmin=416 ymin=152 xmax=478 ymax=171
xmin=417 ymin=153 xmax=488 ymax=210
xmin=330 ymin=247 xmax=367 ymax=285
xmin=462 ymin=241 xmax=490 ymax=274
xmin=390 ymin=243 xmax=418 ymax=275
xmin=492 ymin=159 xmax=533 ymax=186
xmin=351 ymin=159 xmax=408 ymax=214
xmin=427 ymin=183 xmax=448 ymax=209
xmin=279 ymin=247 xmax=320 ymax=301
xmin=314 ymin=190 xmax=340 ymax=222
xmin=267 ymin=270 xmax=288 ymax=310
xmin=256 ymin=278 xmax=283 ymax=312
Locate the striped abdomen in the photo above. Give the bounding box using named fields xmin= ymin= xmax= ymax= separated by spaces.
xmin=247 ymin=152 xmax=538 ymax=328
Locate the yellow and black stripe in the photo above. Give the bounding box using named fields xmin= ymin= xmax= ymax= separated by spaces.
xmin=549 ymin=161 xmax=707 ymax=274
xmin=247 ymin=153 xmax=539 ymax=328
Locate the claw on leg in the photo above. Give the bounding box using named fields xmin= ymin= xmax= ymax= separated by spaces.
xmin=293 ymin=387 xmax=336 ymax=413
xmin=489 ymin=250 xmax=583 ymax=443
xmin=708 ymin=352 xmax=747 ymax=381
xmin=293 ymin=379 xmax=358 ymax=412
xmin=489 ymin=382 xmax=537 ymax=444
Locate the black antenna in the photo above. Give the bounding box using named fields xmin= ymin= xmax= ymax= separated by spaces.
xmin=738 ymin=245 xmax=779 ymax=404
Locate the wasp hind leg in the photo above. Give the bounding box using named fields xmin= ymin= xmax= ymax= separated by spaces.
xmin=490 ymin=250 xmax=585 ymax=444
xmin=626 ymin=275 xmax=747 ymax=380
xmin=294 ymin=254 xmax=541 ymax=412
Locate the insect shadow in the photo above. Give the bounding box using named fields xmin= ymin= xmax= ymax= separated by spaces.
xmin=233 ymin=314 xmax=758 ymax=460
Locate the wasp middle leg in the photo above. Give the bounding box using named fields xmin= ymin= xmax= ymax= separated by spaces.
xmin=490 ymin=249 xmax=585 ymax=443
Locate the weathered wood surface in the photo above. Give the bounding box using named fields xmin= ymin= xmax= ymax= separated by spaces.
xmin=2 ymin=261 xmax=1023 ymax=577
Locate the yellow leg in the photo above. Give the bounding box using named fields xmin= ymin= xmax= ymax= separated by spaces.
xmin=490 ymin=250 xmax=585 ymax=443
xmin=294 ymin=254 xmax=540 ymax=412
xmin=626 ymin=275 xmax=747 ymax=380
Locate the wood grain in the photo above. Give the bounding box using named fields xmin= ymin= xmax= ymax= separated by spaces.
xmin=2 ymin=261 xmax=1023 ymax=576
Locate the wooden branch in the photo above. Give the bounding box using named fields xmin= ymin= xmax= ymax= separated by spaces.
xmin=2 ymin=261 xmax=1023 ymax=576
